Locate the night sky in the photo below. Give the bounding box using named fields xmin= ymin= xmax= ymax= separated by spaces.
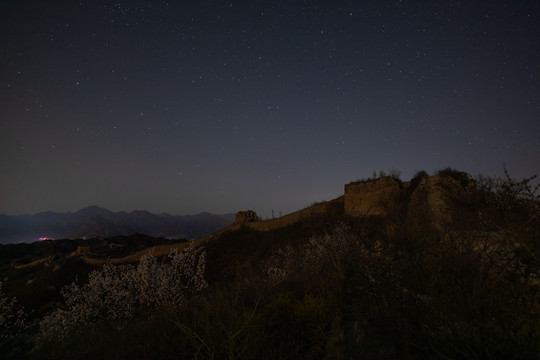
xmin=2 ymin=1 xmax=539 ymax=218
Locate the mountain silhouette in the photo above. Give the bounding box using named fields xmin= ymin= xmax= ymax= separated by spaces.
xmin=0 ymin=206 xmax=234 ymax=244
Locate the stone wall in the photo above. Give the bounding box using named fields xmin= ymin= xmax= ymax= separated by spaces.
xmin=344 ymin=177 xmax=404 ymax=217
xmin=234 ymin=210 xmax=259 ymax=224
xmin=406 ymin=172 xmax=477 ymax=228
xmin=344 ymin=172 xmax=478 ymax=228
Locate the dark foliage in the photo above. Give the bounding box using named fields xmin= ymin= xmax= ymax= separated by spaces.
xmin=2 ymin=169 xmax=539 ymax=359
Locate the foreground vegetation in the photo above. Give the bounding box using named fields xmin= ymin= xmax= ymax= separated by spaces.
xmin=1 ymin=169 xmax=539 ymax=359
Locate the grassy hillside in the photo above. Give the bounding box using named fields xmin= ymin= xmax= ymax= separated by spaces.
xmin=1 ymin=170 xmax=539 ymax=359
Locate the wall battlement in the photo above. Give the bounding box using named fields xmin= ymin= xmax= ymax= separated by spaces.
xmin=344 ymin=172 xmax=477 ymax=228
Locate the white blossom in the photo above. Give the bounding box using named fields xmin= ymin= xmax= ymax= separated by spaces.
xmin=265 ymin=244 xmax=296 ymax=283
xmin=40 ymin=246 xmax=207 ymax=339
xmin=0 ymin=282 xmax=27 ymax=339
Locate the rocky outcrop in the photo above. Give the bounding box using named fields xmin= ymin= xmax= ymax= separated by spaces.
xmin=234 ymin=210 xmax=259 ymax=224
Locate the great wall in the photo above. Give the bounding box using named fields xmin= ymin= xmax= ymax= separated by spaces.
xmin=233 ymin=171 xmax=477 ymax=231
xmin=101 ymin=171 xmax=479 ymax=263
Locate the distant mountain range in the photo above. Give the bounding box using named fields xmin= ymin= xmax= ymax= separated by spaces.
xmin=0 ymin=206 xmax=235 ymax=244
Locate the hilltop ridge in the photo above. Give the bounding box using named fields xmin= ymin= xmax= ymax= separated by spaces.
xmin=0 ymin=171 xmax=496 ymax=266
xmin=1 ymin=169 xmax=539 ymax=360
xmin=221 ymin=170 xmax=478 ymax=234
xmin=130 ymin=171 xmax=483 ymax=262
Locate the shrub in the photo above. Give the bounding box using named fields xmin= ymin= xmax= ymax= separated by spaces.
xmin=265 ymin=222 xmax=362 ymax=287
xmin=39 ymin=246 xmax=207 ymax=340
xmin=265 ymin=244 xmax=297 ymax=284
xmin=412 ymin=170 xmax=428 ymax=179
xmin=0 ymin=282 xmax=29 ymax=360
xmin=436 ymin=167 xmax=461 ymax=177
xmin=137 ymin=247 xmax=208 ymax=308
xmin=476 ymin=167 xmax=540 ymax=228
xmin=388 ymin=168 xmax=402 ymax=181
xmin=0 ymin=282 xmax=27 ymax=340
xmin=264 ymin=211 xmax=540 ymax=359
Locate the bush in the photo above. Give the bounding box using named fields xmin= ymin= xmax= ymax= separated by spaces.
xmin=39 ymin=246 xmax=207 ymax=340
xmin=264 ymin=210 xmax=540 ymax=359
xmin=265 ymin=222 xmax=366 ymax=291
xmin=18 ymin=167 xmax=540 ymax=358
xmin=0 ymin=282 xmax=27 ymax=340
xmin=0 ymin=282 xmax=29 ymax=359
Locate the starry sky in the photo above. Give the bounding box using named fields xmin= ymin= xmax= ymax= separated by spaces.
xmin=1 ymin=1 xmax=539 ymax=218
